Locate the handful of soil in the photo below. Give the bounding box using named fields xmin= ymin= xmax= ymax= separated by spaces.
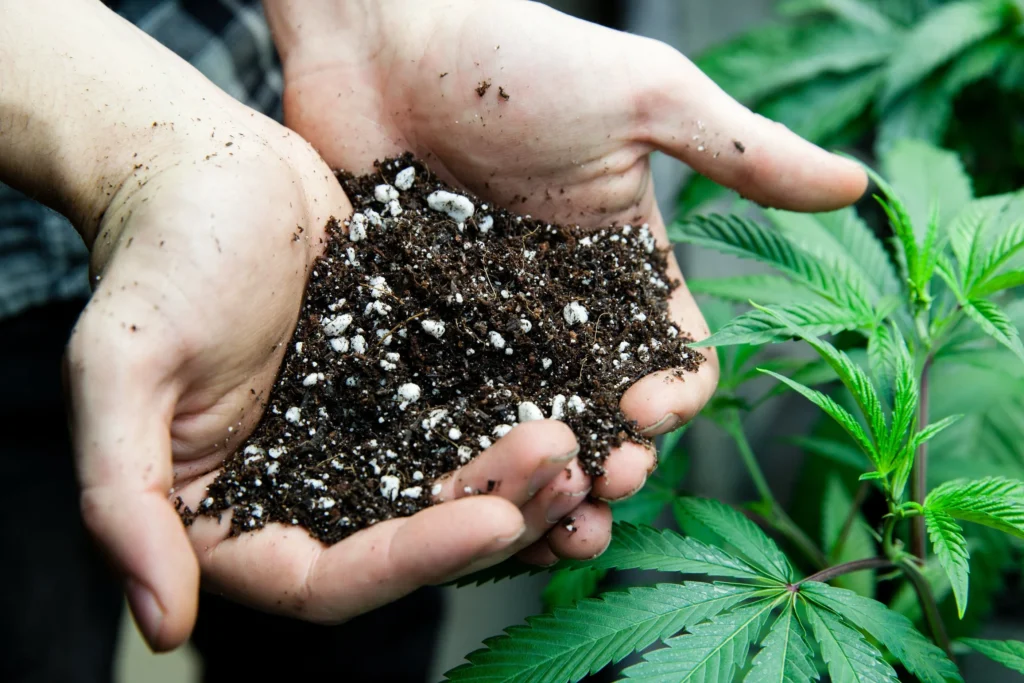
xmin=187 ymin=154 xmax=703 ymax=544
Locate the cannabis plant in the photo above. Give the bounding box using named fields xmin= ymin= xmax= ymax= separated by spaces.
xmin=443 ymin=141 xmax=1024 ymax=681
xmin=681 ymin=0 xmax=1024 ymax=206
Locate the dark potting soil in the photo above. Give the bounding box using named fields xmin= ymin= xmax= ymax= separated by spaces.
xmin=185 ymin=154 xmax=703 ymax=544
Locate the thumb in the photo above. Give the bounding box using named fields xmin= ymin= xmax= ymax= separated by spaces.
xmin=65 ymin=310 xmax=198 ymax=651
xmin=637 ymin=42 xmax=868 ymax=212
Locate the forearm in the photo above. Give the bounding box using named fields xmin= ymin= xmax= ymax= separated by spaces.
xmin=0 ymin=0 xmax=250 ymax=244
xmin=263 ymin=0 xmax=372 ymax=64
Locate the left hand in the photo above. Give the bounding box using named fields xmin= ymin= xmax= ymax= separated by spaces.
xmin=267 ymin=0 xmax=867 ymax=565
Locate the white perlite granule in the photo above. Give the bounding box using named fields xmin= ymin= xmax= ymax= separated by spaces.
xmin=374 ymin=184 xmax=399 ymax=203
xmin=563 ymin=301 xmax=589 ymax=325
xmin=427 ymin=190 xmax=475 ymax=224
xmin=493 ymin=424 xmax=513 ymax=438
xmin=421 ymin=319 xmax=446 ymax=339
xmin=394 ymin=167 xmax=416 ymax=190
xmin=488 ymin=331 xmax=506 ymax=350
xmin=395 ymin=383 xmax=421 ymax=409
xmin=550 ymin=394 xmax=567 ymax=420
xmin=348 ymin=213 xmax=367 ymax=242
xmin=380 ymin=475 xmax=400 ymax=501
xmin=518 ymin=401 xmax=544 ymax=422
xmin=322 ymin=313 xmax=353 ymax=337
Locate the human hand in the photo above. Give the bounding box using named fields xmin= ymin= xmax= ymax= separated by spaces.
xmin=1 ymin=0 xmax=606 ymax=653
xmin=268 ymin=0 xmax=868 ymax=564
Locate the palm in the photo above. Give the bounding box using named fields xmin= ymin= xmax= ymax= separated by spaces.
xmin=284 ymin=0 xmax=662 ymax=227
xmin=283 ymin=0 xmax=731 ymax=442
xmin=277 ymin=0 xmax=867 ymax=571
xmin=68 ymin=113 xmax=603 ymax=648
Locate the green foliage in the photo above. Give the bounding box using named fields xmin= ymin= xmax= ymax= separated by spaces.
xmin=925 ymin=476 xmax=1024 ymax=538
xmin=822 ymin=476 xmax=876 ymax=597
xmin=674 ymin=497 xmax=794 ymax=583
xmin=745 ymin=601 xmax=819 ymax=683
xmin=446 ymin=583 xmax=755 ymax=683
xmin=695 ymin=302 xmax=874 ymax=347
xmin=764 ymin=207 xmax=901 ymax=299
xmin=802 ymin=583 xmax=964 ymax=682
xmin=622 ymin=598 xmax=783 ymax=682
xmin=880 ymin=0 xmax=1008 ymax=106
xmin=923 ymin=508 xmax=970 ymax=618
xmin=541 ymin=568 xmax=605 ymax=611
xmin=668 ymin=214 xmax=874 ymax=316
xmin=881 ymin=140 xmax=973 ymax=239
xmin=676 ymin=0 xmax=1024 ymax=210
xmin=449 ymin=524 xmax=960 ymax=683
xmin=804 ymin=603 xmax=898 ymax=682
xmin=455 ymin=114 xmax=1024 ymax=683
xmin=961 ymin=638 xmax=1024 ymax=674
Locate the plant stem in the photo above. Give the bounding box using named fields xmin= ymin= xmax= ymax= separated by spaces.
xmin=830 ymin=481 xmax=871 ymax=560
xmin=910 ymin=356 xmax=933 ymax=560
xmin=899 ymin=558 xmax=953 ymax=658
xmin=725 ymin=411 xmax=828 ymax=569
xmin=794 ymin=557 xmax=895 ymax=588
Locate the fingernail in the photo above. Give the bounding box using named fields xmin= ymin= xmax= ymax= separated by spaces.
xmin=125 ymin=578 xmax=164 ymax=648
xmin=588 ymin=535 xmax=613 ymax=560
xmin=528 ymin=447 xmax=580 ymax=496
xmin=495 ymin=524 xmax=527 ymax=545
xmin=595 ymin=473 xmax=648 ymax=503
xmin=640 ymin=413 xmax=682 ymax=436
xmin=546 ymin=488 xmax=592 ymax=524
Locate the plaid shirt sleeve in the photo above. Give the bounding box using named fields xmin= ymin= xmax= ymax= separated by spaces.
xmin=0 ymin=0 xmax=283 ymax=321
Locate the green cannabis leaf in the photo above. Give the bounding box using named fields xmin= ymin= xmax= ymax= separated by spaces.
xmin=445 ymin=583 xmax=755 ymax=683
xmin=961 ymin=638 xmax=1024 ymax=674
xmin=674 ymin=497 xmax=794 ymax=583
xmin=923 ymin=508 xmax=971 ymax=618
xmin=804 ymin=603 xmax=899 ymax=682
xmin=802 ymin=583 xmax=964 ymax=682
xmin=622 ymin=598 xmax=783 ymax=683
xmin=880 ymin=0 xmax=1008 ymax=107
xmin=925 ymin=476 xmax=1024 ymax=538
xmin=693 ymin=302 xmax=874 ymax=348
xmin=687 ymin=275 xmax=824 ymax=306
xmin=668 ymin=214 xmax=874 ymax=314
xmin=745 ymin=599 xmax=818 ymax=683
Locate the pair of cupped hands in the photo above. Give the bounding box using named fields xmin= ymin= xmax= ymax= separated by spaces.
xmin=65 ymin=0 xmax=866 ymax=651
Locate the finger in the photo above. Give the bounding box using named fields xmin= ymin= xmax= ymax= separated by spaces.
xmin=621 ymin=215 xmax=720 ymax=436
xmin=591 ymin=441 xmax=656 ymax=502
xmin=67 ymin=310 xmax=198 ymax=652
xmin=433 ymin=419 xmax=579 ymax=505
xmin=185 ymin=483 xmax=525 ymax=622
xmin=446 ymin=458 xmax=592 ymax=577
xmin=517 ymin=539 xmax=559 ymax=567
xmin=637 ymin=42 xmax=867 ymax=212
xmin=500 ymin=458 xmax=591 ymax=549
xmin=545 ymin=499 xmax=613 ymax=560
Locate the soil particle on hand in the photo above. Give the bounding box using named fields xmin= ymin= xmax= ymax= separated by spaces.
xmin=190 ymin=153 xmax=703 ymax=545
xmin=733 ymin=140 xmax=745 ymax=153
xmin=476 ymin=80 xmax=492 ymax=97
xmin=498 ymin=86 xmax=510 ymax=101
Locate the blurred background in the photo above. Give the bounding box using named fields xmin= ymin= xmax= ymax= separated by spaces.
xmin=116 ymin=0 xmax=1024 ymax=680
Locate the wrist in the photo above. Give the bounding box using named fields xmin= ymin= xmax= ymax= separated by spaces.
xmin=0 ymin=0 xmax=257 ymax=245
xmin=264 ymin=0 xmax=380 ymax=66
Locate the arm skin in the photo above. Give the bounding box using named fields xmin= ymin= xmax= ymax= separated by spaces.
xmin=262 ymin=0 xmax=868 ymax=564
xmin=1 ymin=0 xmax=604 ymax=652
